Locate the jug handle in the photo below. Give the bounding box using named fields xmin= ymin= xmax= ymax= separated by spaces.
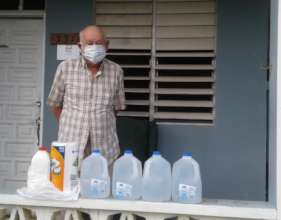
xmin=192 ymin=161 xmax=201 ymax=181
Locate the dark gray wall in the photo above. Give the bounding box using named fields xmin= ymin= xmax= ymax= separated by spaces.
xmin=158 ymin=0 xmax=269 ymax=201
xmin=42 ymin=0 xmax=93 ymax=146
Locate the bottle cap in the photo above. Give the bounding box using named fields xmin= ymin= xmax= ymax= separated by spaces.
xmin=92 ymin=149 xmax=100 ymax=154
xmin=183 ymin=152 xmax=192 ymax=157
xmin=152 ymin=150 xmax=161 ymax=156
xmin=39 ymin=146 xmax=48 ymax=151
xmin=124 ymin=149 xmax=133 ymax=154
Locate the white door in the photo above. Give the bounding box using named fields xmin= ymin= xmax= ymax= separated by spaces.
xmin=0 ymin=19 xmax=43 ymax=193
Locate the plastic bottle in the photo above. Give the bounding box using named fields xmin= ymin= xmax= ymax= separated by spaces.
xmin=27 ymin=147 xmax=50 ymax=189
xmin=172 ymin=152 xmax=202 ymax=203
xmin=80 ymin=149 xmax=110 ymax=199
xmin=112 ymin=150 xmax=142 ymax=200
xmin=142 ymin=151 xmax=172 ymax=202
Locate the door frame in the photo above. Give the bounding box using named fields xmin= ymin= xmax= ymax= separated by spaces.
xmin=0 ymin=11 xmax=46 ymax=146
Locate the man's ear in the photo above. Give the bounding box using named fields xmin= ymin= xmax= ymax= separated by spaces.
xmin=77 ymin=42 xmax=84 ymax=55
xmin=77 ymin=42 xmax=82 ymax=50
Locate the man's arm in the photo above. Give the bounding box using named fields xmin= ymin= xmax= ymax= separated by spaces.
xmin=51 ymin=106 xmax=63 ymax=121
xmin=47 ymin=62 xmax=65 ymax=120
xmin=114 ymin=67 xmax=126 ymax=112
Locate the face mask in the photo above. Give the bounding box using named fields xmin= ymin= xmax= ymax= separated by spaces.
xmin=83 ymin=44 xmax=106 ymax=64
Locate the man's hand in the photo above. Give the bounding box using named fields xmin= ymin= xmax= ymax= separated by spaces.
xmin=51 ymin=106 xmax=62 ymax=121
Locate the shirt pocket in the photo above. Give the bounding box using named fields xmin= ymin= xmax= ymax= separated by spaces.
xmin=65 ymin=82 xmax=88 ymax=105
xmin=94 ymin=92 xmax=113 ymax=107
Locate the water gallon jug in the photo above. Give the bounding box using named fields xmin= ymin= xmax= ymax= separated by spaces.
xmin=142 ymin=151 xmax=172 ymax=202
xmin=80 ymin=149 xmax=110 ymax=199
xmin=27 ymin=147 xmax=50 ymax=189
xmin=172 ymin=152 xmax=202 ymax=203
xmin=112 ymin=150 xmax=142 ymax=200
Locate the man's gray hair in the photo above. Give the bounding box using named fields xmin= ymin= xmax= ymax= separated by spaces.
xmin=79 ymin=25 xmax=107 ymax=46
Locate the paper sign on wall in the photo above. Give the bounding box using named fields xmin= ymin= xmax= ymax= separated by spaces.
xmin=57 ymin=45 xmax=80 ymax=60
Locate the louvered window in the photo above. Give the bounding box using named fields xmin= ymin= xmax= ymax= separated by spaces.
xmin=96 ymin=0 xmax=216 ymax=124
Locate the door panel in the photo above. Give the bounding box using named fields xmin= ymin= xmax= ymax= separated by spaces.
xmin=0 ymin=19 xmax=43 ymax=193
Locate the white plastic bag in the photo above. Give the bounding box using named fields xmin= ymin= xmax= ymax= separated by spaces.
xmin=17 ymin=168 xmax=80 ymax=201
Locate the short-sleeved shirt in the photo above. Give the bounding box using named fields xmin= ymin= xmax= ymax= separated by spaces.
xmin=47 ymin=57 xmax=126 ymax=166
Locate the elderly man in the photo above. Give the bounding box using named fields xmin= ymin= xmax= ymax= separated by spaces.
xmin=47 ymin=25 xmax=125 ymax=169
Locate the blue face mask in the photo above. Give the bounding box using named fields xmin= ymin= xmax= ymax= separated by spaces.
xmin=83 ymin=44 xmax=106 ymax=64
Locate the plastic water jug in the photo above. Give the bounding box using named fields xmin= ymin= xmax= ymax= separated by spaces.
xmin=80 ymin=149 xmax=110 ymax=199
xmin=112 ymin=150 xmax=142 ymax=200
xmin=142 ymin=151 xmax=172 ymax=202
xmin=27 ymin=147 xmax=50 ymax=189
xmin=172 ymin=152 xmax=202 ymax=203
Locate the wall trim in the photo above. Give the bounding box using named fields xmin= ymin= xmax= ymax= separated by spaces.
xmin=0 ymin=10 xmax=44 ymax=18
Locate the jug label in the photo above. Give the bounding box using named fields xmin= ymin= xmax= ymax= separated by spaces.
xmin=116 ymin=182 xmax=132 ymax=198
xmin=50 ymin=142 xmax=79 ymax=192
xmin=179 ymin=184 xmax=196 ymax=200
xmin=50 ymin=145 xmax=65 ymax=191
xmin=91 ymin=179 xmax=107 ymax=193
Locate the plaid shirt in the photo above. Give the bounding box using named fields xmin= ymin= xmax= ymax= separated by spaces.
xmin=47 ymin=57 xmax=126 ymax=166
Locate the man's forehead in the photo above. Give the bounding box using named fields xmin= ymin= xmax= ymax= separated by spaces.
xmin=83 ymin=27 xmax=105 ymax=42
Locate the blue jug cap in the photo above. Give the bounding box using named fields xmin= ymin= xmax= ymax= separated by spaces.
xmin=92 ymin=149 xmax=100 ymax=154
xmin=183 ymin=152 xmax=192 ymax=157
xmin=124 ymin=149 xmax=133 ymax=154
xmin=153 ymin=150 xmax=161 ymax=156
